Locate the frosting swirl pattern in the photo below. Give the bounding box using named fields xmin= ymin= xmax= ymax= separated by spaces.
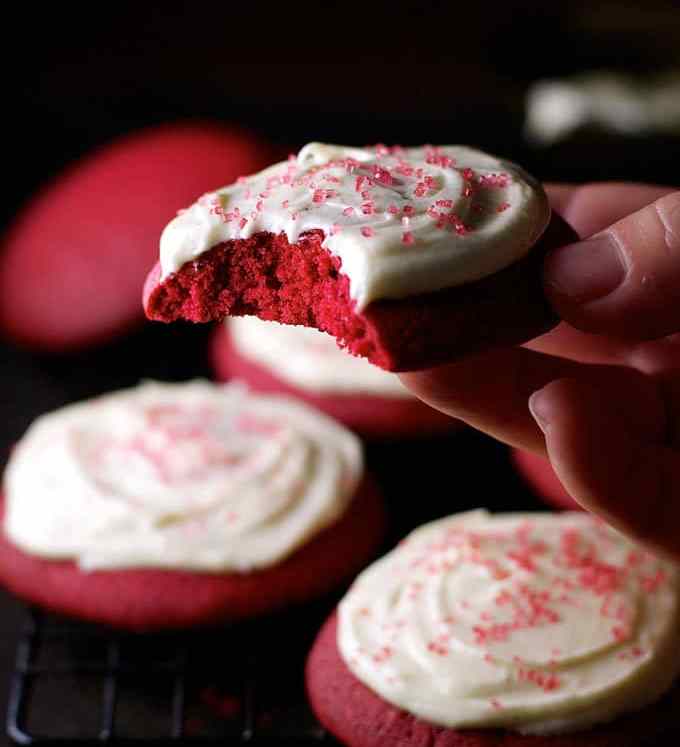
xmin=338 ymin=510 xmax=680 ymax=735
xmin=160 ymin=143 xmax=550 ymax=310
xmin=3 ymin=381 xmax=362 ymax=572
xmin=228 ymin=317 xmax=411 ymax=398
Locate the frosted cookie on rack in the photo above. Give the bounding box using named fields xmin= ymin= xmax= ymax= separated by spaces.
xmin=0 ymin=381 xmax=384 ymax=630
xmin=307 ymin=510 xmax=680 ymax=746
xmin=210 ymin=316 xmax=459 ymax=438
xmin=144 ymin=143 xmax=577 ymax=371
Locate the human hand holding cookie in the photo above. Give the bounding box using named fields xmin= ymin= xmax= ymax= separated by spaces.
xmin=402 ymin=183 xmax=680 ymax=560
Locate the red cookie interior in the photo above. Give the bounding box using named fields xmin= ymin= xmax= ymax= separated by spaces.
xmin=0 ymin=479 xmax=384 ymax=631
xmin=144 ymin=213 xmax=578 ymax=372
xmin=209 ymin=324 xmax=460 ymax=438
xmin=306 ymin=612 xmax=680 ymax=747
xmin=0 ymin=122 xmax=276 ymax=351
xmin=511 ymin=449 xmax=579 ymax=510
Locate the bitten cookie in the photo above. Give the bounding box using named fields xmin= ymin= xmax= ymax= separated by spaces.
xmin=306 ymin=510 xmax=680 ymax=746
xmin=512 ymin=449 xmax=579 ymax=510
xmin=210 ymin=317 xmax=459 ymax=438
xmin=0 ymin=381 xmax=384 ymax=630
xmin=0 ymin=123 xmax=276 ymax=351
xmin=144 ymin=143 xmax=578 ymax=371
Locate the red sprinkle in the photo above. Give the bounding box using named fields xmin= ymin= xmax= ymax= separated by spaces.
xmin=361 ymin=227 xmax=374 ymax=238
xmin=401 ymin=231 xmax=415 ymax=245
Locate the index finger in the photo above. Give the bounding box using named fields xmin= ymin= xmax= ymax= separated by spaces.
xmin=545 ymin=182 xmax=673 ymax=239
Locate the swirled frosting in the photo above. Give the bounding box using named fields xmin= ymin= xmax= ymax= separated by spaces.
xmin=338 ymin=510 xmax=680 ymax=735
xmin=3 ymin=380 xmax=362 ymax=572
xmin=160 ymin=143 xmax=550 ymax=310
xmin=228 ymin=317 xmax=411 ymax=398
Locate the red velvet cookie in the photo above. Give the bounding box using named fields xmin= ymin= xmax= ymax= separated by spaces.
xmin=0 ymin=481 xmax=384 ymax=631
xmin=0 ymin=380 xmax=383 ymax=630
xmin=306 ymin=612 xmax=680 ymax=747
xmin=144 ymin=143 xmax=578 ymax=372
xmin=209 ymin=322 xmax=459 ymax=438
xmin=511 ymin=449 xmax=579 ymax=510
xmin=0 ymin=122 xmax=276 ymax=351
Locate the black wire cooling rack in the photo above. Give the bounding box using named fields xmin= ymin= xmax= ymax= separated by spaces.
xmin=6 ymin=606 xmax=336 ymax=745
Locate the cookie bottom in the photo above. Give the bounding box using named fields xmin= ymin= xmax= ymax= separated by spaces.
xmin=0 ymin=480 xmax=384 ymax=631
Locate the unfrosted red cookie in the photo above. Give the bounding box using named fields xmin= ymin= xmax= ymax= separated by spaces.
xmin=511 ymin=449 xmax=579 ymax=510
xmin=144 ymin=143 xmax=578 ymax=372
xmin=209 ymin=322 xmax=459 ymax=438
xmin=0 ymin=481 xmax=384 ymax=631
xmin=306 ymin=612 xmax=680 ymax=747
xmin=0 ymin=122 xmax=276 ymax=351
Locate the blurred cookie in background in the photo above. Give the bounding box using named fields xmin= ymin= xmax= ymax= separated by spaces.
xmin=210 ymin=317 xmax=460 ymax=439
xmin=0 ymin=122 xmax=277 ymax=352
xmin=0 ymin=380 xmax=385 ymax=629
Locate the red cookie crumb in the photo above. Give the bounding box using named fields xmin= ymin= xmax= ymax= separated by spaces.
xmin=511 ymin=449 xmax=579 ymax=510
xmin=0 ymin=479 xmax=384 ymax=631
xmin=208 ymin=324 xmax=461 ymax=439
xmin=0 ymin=122 xmax=277 ymax=352
xmin=144 ymin=213 xmax=578 ymax=372
xmin=306 ymin=612 xmax=680 ymax=747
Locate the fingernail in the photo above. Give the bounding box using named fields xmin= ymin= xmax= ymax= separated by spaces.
xmin=544 ymin=234 xmax=626 ymax=304
xmin=528 ymin=391 xmax=551 ymax=434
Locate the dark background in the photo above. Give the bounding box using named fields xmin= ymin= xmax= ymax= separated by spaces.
xmin=2 ymin=1 xmax=680 ymax=744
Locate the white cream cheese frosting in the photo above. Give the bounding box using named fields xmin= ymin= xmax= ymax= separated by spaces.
xmin=337 ymin=510 xmax=680 ymax=735
xmin=3 ymin=380 xmax=362 ymax=572
xmin=228 ymin=316 xmax=411 ymax=398
xmin=159 ymin=143 xmax=550 ymax=311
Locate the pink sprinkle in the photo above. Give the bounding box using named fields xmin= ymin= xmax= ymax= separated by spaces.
xmin=372 ymin=165 xmax=393 ymax=185
xmin=403 ymin=205 xmax=415 ymax=216
xmin=401 ymin=231 xmax=414 ymax=245
xmin=361 ymin=202 xmax=375 ymax=215
xmin=238 ymin=217 xmax=247 ymax=229
xmin=435 ymin=199 xmax=454 ymax=208
xmin=281 ymin=199 xmax=289 ymax=209
xmin=612 ymin=625 xmax=630 ymax=642
xmin=355 ymin=175 xmax=366 ymax=192
xmin=496 ymin=201 xmax=510 ymax=213
xmin=256 ymin=200 xmax=264 ymax=211
xmin=388 ymin=204 xmax=400 ymax=215
xmin=490 ymin=698 xmax=504 ymax=710
xmin=361 ymin=227 xmax=374 ymax=238
xmin=343 ymin=206 xmax=355 ymax=216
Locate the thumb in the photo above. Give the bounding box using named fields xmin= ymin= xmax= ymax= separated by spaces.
xmin=544 ymin=191 xmax=680 ymax=340
xmin=528 ymin=378 xmax=680 ymax=560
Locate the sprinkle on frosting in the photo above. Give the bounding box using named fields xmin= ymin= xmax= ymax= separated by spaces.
xmin=337 ymin=510 xmax=680 ymax=735
xmin=159 ymin=143 xmax=550 ymax=311
xmin=3 ymin=381 xmax=362 ymax=572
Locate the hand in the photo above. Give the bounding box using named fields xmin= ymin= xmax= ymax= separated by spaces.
xmin=401 ymin=183 xmax=680 ymax=559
